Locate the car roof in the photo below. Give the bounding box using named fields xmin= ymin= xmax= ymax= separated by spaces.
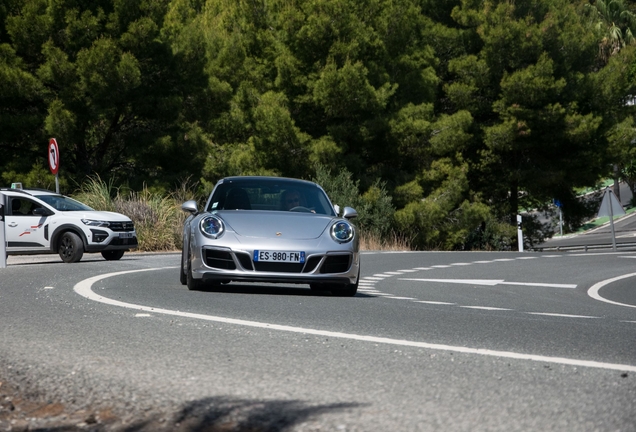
xmin=218 ymin=176 xmax=319 ymax=186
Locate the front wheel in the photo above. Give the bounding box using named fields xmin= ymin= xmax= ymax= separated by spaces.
xmin=331 ymin=282 xmax=358 ymax=297
xmin=186 ymin=254 xmax=205 ymax=291
xmin=179 ymin=247 xmax=187 ymax=285
xmin=101 ymin=250 xmax=125 ymax=261
xmin=58 ymin=232 xmax=84 ymax=263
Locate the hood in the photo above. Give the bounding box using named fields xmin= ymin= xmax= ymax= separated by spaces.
xmin=66 ymin=211 xmax=132 ymax=222
xmin=217 ymin=210 xmax=334 ymax=240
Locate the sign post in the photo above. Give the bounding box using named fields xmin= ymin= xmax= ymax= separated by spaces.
xmin=48 ymin=138 xmax=60 ymax=193
xmin=597 ymin=187 xmax=625 ymax=252
xmin=0 ymin=192 xmax=6 ymax=268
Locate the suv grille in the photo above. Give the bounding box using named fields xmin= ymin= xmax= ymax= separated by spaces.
xmin=109 ymin=221 xmax=135 ymax=232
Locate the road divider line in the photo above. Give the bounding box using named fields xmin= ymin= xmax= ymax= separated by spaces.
xmin=399 ymin=278 xmax=577 ymax=289
xmin=73 ymin=268 xmax=636 ymax=373
xmin=526 ymin=312 xmax=600 ymax=319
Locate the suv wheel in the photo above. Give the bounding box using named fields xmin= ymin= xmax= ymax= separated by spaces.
xmin=101 ymin=250 xmax=125 ymax=261
xmin=58 ymin=232 xmax=84 ymax=263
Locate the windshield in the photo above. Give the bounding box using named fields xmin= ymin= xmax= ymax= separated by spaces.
xmin=35 ymin=194 xmax=94 ymax=211
xmin=206 ymin=178 xmax=336 ymax=216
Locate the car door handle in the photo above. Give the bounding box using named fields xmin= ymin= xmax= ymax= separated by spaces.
xmin=8 ymin=222 xmax=18 ymax=227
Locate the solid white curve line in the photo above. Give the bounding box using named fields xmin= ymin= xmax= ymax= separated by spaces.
xmin=73 ymin=268 xmax=636 ymax=373
xmin=587 ymin=272 xmax=636 ymax=309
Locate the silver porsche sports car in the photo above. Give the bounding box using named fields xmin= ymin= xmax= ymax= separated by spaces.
xmin=180 ymin=176 xmax=360 ymax=296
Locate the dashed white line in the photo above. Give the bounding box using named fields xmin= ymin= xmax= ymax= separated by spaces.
xmin=414 ymin=301 xmax=456 ymax=305
xmin=526 ymin=312 xmax=600 ymax=319
xmin=460 ymin=306 xmax=513 ymax=311
xmin=399 ymin=278 xmax=577 ymax=289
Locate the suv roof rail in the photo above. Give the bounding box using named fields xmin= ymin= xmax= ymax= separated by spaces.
xmin=0 ymin=188 xmax=33 ymax=196
xmin=0 ymin=187 xmax=56 ymax=194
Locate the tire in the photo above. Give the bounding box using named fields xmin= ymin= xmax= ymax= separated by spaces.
xmin=331 ymin=267 xmax=360 ymax=297
xmin=101 ymin=250 xmax=125 ymax=261
xmin=58 ymin=232 xmax=84 ymax=263
xmin=186 ymin=254 xmax=205 ymax=291
xmin=331 ymin=282 xmax=358 ymax=297
xmin=179 ymin=247 xmax=187 ymax=285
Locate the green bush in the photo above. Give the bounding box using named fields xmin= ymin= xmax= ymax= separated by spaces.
xmin=72 ymin=176 xmax=198 ymax=252
xmin=312 ymin=164 xmax=396 ymax=240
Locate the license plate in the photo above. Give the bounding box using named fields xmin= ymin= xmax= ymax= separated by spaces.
xmin=119 ymin=232 xmax=134 ymax=239
xmin=253 ymin=250 xmax=305 ymax=263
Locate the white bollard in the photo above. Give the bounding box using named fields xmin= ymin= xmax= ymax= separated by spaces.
xmin=0 ymin=192 xmax=6 ymax=268
xmin=517 ymin=214 xmax=523 ymax=252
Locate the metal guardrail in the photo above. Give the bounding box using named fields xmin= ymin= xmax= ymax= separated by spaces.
xmin=533 ymin=242 xmax=636 ymax=252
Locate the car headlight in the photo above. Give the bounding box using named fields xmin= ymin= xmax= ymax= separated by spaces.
xmin=200 ymin=215 xmax=224 ymax=239
xmin=331 ymin=221 xmax=354 ymax=243
xmin=82 ymin=219 xmax=110 ymax=227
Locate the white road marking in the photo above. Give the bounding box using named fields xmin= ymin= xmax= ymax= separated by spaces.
xmin=619 ymin=256 xmax=636 ymax=259
xmin=472 ymin=261 xmax=492 ymax=264
xmin=414 ymin=301 xmax=456 ymax=305
xmin=587 ymin=272 xmax=636 ymax=309
xmin=73 ymin=268 xmax=636 ymax=373
xmin=362 ymin=277 xmax=385 ymax=281
xmin=450 ymin=263 xmax=472 ymax=266
xmin=413 ymin=267 xmax=431 ymax=271
xmin=373 ymin=274 xmax=392 ymax=278
xmin=398 ymin=269 xmax=419 ymax=273
xmin=136 ymin=313 xmax=151 ymax=317
xmin=44 ymin=286 xmax=54 ymax=290
xmin=385 ymin=271 xmax=407 ymax=274
xmin=431 ymin=265 xmax=451 ymax=268
xmin=526 ymin=312 xmax=600 ymax=319
xmin=516 ymin=257 xmax=538 ymax=260
xmin=460 ymin=306 xmax=513 ymax=311
xmin=385 ymin=296 xmax=417 ymax=300
xmin=399 ymin=278 xmax=577 ymax=289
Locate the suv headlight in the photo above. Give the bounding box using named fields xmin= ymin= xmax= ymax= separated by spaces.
xmin=331 ymin=221 xmax=354 ymax=243
xmin=82 ymin=219 xmax=110 ymax=227
xmin=200 ymin=215 xmax=224 ymax=239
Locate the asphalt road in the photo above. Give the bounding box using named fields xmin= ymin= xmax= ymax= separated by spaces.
xmin=1 ymin=251 xmax=635 ymax=431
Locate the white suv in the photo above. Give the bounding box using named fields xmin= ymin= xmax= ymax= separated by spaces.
xmin=1 ymin=187 xmax=137 ymax=263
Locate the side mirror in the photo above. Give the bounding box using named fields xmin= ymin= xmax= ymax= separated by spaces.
xmin=33 ymin=207 xmax=53 ymax=216
xmin=342 ymin=207 xmax=358 ymax=219
xmin=181 ymin=200 xmax=199 ymax=215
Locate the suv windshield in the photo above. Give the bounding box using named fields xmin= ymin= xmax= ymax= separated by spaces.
xmin=35 ymin=194 xmax=94 ymax=211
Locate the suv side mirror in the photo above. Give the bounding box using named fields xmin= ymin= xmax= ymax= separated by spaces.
xmin=33 ymin=207 xmax=53 ymax=216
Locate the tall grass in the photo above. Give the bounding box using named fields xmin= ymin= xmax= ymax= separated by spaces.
xmin=73 ymin=176 xmax=198 ymax=252
xmin=72 ymin=176 xmax=410 ymax=252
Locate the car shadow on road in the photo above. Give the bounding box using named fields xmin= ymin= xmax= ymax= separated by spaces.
xmin=191 ymin=283 xmax=375 ymax=298
xmin=124 ymin=397 xmax=363 ymax=432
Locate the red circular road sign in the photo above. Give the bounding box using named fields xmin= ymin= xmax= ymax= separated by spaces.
xmin=48 ymin=138 xmax=60 ymax=175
